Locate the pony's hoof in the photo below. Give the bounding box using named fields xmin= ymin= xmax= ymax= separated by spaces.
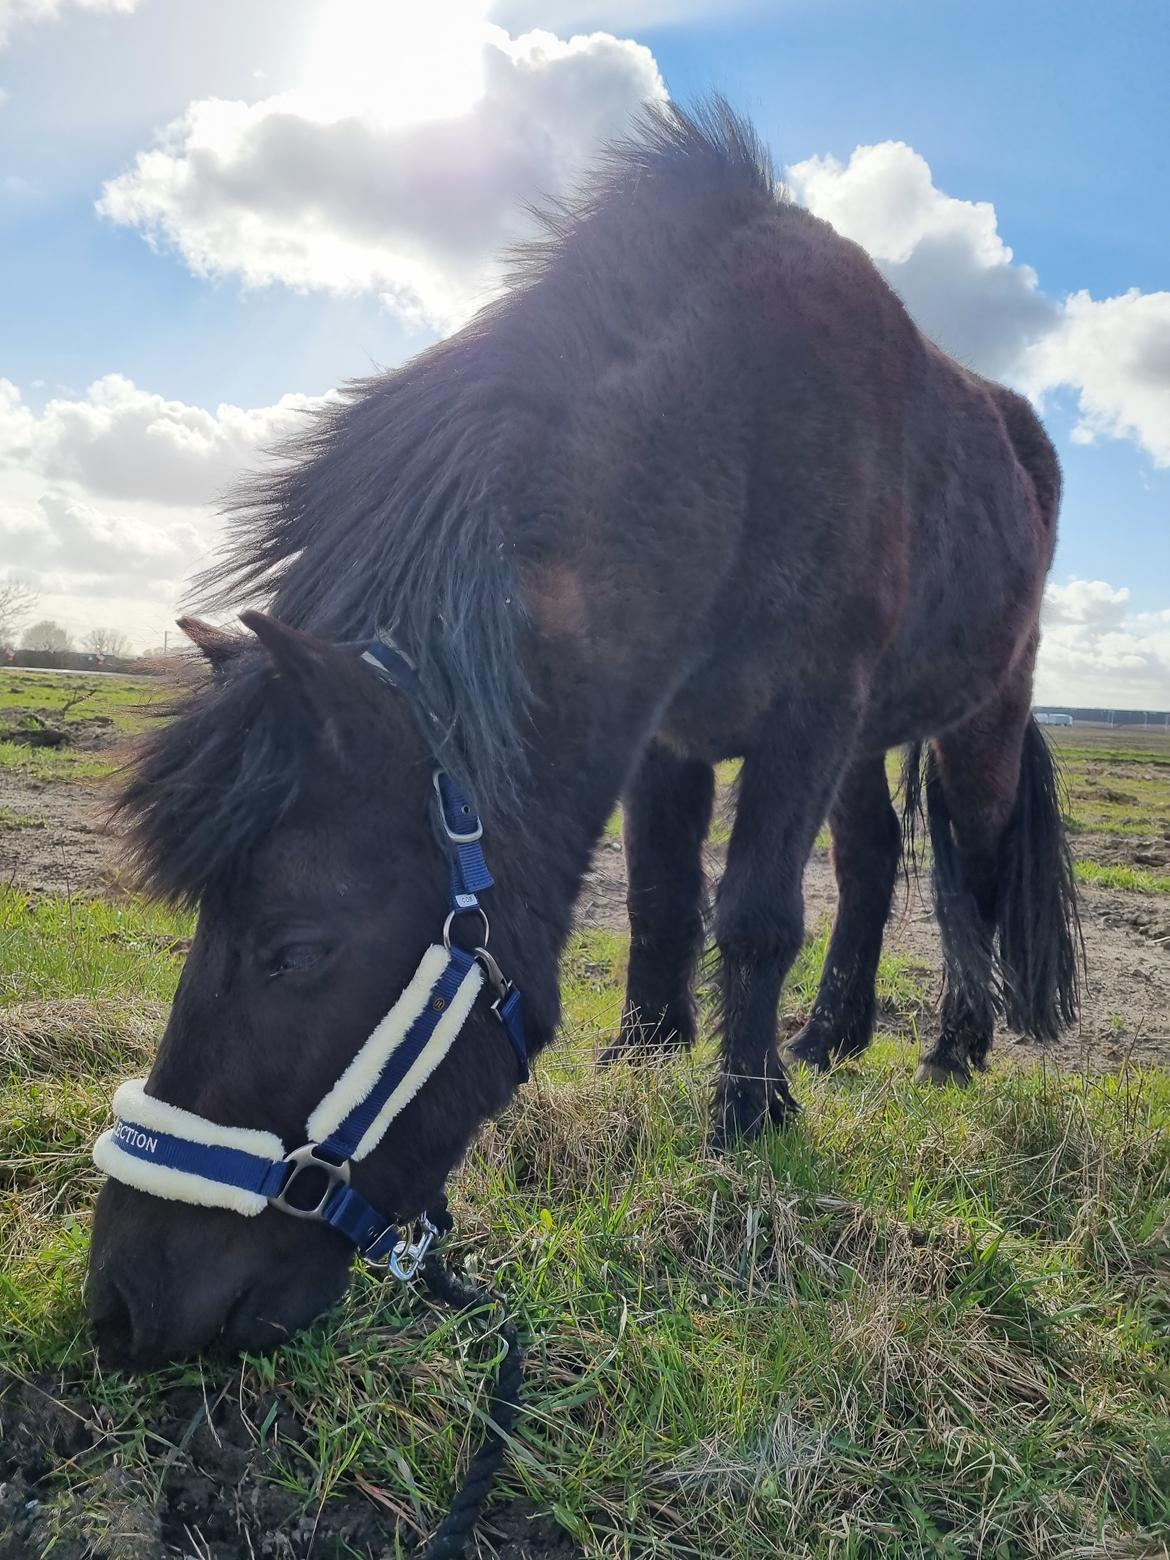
xmin=787 ymin=1016 xmax=871 ymax=1074
xmin=602 ymin=1008 xmax=694 ymax=1067
xmin=785 ymin=1025 xmax=835 ymax=1072
xmin=915 ymin=1055 xmax=972 ymax=1088
xmin=711 ymin=1079 xmax=801 ymax=1150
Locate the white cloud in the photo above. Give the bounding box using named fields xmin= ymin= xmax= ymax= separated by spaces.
xmin=1042 ymin=578 xmax=1131 ymax=629
xmin=490 ymin=1 xmax=756 ymax=25
xmin=1039 ymin=579 xmax=1170 ymax=708
xmin=0 ymin=491 xmax=202 ymax=592
xmin=0 ymin=375 xmax=335 ymax=647
xmin=0 ymin=374 xmax=333 ymax=507
xmin=788 ymin=143 xmax=1169 ymax=468
xmin=98 ymin=10 xmax=666 ymax=328
xmin=0 ymin=0 xmax=141 ymax=50
xmin=1021 ymin=288 xmax=1170 ymax=468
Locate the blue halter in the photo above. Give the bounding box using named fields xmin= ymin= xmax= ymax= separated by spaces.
xmin=93 ymin=641 xmax=528 ymax=1280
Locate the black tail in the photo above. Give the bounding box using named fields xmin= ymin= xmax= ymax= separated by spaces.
xmin=900 ymin=722 xmax=1082 ymax=1042
xmin=996 ymin=719 xmax=1082 ymax=1039
xmin=899 ymin=742 xmax=926 ymax=887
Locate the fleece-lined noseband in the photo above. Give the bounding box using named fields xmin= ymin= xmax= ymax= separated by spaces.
xmin=93 ymin=640 xmax=528 ymax=1280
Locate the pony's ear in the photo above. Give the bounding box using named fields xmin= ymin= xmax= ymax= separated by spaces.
xmin=240 ymin=610 xmax=329 ymax=682
xmin=177 ymin=616 xmax=244 ymax=675
xmin=242 ymin=611 xmax=348 ymax=759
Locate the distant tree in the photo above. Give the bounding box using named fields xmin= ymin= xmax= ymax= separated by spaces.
xmin=82 ymin=626 xmax=131 ymax=658
xmin=0 ymin=577 xmax=37 ymax=646
xmin=21 ymin=618 xmax=73 ymax=653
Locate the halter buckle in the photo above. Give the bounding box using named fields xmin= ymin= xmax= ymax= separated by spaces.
xmin=473 ymin=946 xmax=510 ymax=1004
xmin=271 ymin=1143 xmax=350 ymax=1221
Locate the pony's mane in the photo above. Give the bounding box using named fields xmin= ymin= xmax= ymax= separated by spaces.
xmin=128 ymin=99 xmax=779 ymax=901
xmin=118 ymin=654 xmax=309 ymax=906
xmin=196 ymin=97 xmax=776 ymax=796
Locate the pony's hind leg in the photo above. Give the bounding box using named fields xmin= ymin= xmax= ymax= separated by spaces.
xmin=713 ymin=693 xmax=862 ymax=1143
xmin=917 ymin=731 xmax=1001 ymax=1086
xmin=605 ymin=740 xmax=715 ymax=1059
xmin=786 ymin=752 xmax=901 ymax=1071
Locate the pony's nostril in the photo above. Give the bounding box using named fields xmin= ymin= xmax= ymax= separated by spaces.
xmin=89 ymin=1273 xmax=138 ymax=1366
xmin=90 ymin=1268 xmax=175 ymax=1367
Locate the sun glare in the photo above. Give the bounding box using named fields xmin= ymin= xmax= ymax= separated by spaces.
xmin=299 ymin=0 xmax=492 ymax=127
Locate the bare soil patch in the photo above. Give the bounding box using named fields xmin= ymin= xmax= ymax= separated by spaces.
xmin=0 ymin=1377 xmax=578 ymax=1560
xmin=0 ymin=770 xmax=119 ymax=899
xmin=579 ymin=837 xmax=1170 ymax=1073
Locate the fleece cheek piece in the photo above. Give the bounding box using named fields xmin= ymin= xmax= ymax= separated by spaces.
xmin=92 ymin=1080 xmax=285 ymax=1217
xmin=308 ymin=946 xmax=484 ymax=1159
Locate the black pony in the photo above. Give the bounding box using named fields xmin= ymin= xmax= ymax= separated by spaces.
xmin=87 ymin=100 xmax=1079 ymax=1365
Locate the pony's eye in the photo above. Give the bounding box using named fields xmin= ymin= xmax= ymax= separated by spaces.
xmin=266 ymin=943 xmax=327 ymax=979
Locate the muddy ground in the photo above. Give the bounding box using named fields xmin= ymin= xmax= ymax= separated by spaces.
xmin=586 ymin=837 xmax=1170 ymax=1074
xmin=0 ymin=1376 xmax=576 ymax=1560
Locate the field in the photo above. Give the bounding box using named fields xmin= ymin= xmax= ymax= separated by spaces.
xmin=1 ymin=672 xmax=1168 ymax=1558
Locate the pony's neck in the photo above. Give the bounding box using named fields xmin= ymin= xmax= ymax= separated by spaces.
xmin=483 ymin=644 xmax=662 ymax=1059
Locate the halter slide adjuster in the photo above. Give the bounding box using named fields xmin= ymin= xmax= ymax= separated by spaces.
xmin=434 ymin=770 xmax=483 ymax=843
xmin=271 ymin=1142 xmax=350 ymax=1220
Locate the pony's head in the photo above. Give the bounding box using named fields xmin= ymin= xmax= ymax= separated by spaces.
xmin=86 ymin=614 xmax=526 ymax=1366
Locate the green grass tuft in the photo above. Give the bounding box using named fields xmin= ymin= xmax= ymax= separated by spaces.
xmin=1075 ymin=859 xmax=1170 ymax=895
xmin=0 ymin=887 xmax=193 ymax=1005
xmin=0 ymin=806 xmax=47 ymax=830
xmin=0 ymin=741 xmax=121 ymax=781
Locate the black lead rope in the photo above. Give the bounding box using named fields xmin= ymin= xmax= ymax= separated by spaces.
xmin=415 ymin=1260 xmax=524 ymax=1559
xmin=404 ymin=1204 xmax=524 ymax=1560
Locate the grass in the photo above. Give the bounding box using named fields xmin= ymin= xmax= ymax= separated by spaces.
xmin=0 ymin=805 xmax=47 ymax=830
xmin=0 ymin=713 xmax=1167 ymax=1554
xmin=0 ymin=672 xmax=164 ymax=736
xmin=1047 ymin=730 xmax=1170 ymax=841
xmin=2 ymin=896 xmax=1169 ymax=1557
xmin=1061 ymin=770 xmax=1170 ymax=839
xmin=1075 ymin=860 xmax=1170 ymax=896
xmin=0 ymin=741 xmax=121 ymax=782
xmin=0 ymin=887 xmax=193 ymax=1005
xmin=0 ymin=669 xmax=158 ymax=784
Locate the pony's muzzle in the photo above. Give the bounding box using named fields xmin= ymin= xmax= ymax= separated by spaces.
xmin=86 ymin=1178 xmax=353 ymax=1368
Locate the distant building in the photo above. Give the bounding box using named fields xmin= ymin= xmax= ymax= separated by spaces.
xmin=1033 ymin=707 xmax=1170 ymax=728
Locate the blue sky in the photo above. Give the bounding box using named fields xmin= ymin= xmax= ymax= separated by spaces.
xmin=0 ymin=0 xmax=1167 ymax=703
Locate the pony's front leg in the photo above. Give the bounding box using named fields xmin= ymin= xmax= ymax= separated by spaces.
xmin=604 ymin=740 xmax=715 ymax=1060
xmin=713 ymin=692 xmax=861 ymax=1144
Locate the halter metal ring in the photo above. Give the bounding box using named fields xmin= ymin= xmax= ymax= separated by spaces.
xmin=271 ymin=1142 xmax=350 ymax=1221
xmin=443 ymin=906 xmax=490 ymax=951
